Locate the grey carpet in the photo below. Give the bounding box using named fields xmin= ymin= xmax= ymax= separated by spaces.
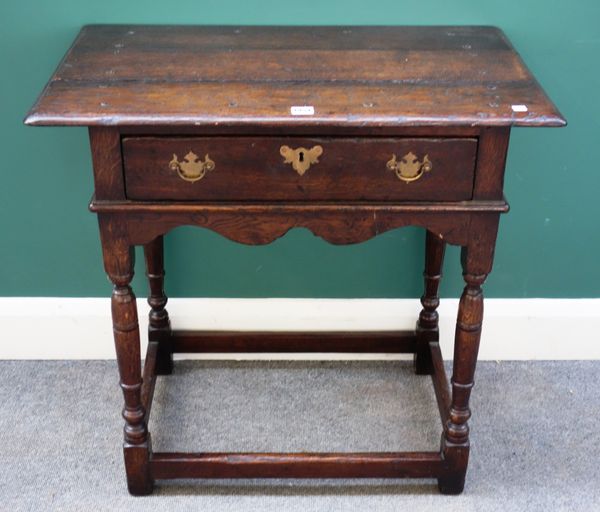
xmin=0 ymin=360 xmax=598 ymax=511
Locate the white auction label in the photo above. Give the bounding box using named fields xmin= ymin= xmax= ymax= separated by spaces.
xmin=290 ymin=106 xmax=315 ymax=116
xmin=511 ymin=104 xmax=528 ymax=112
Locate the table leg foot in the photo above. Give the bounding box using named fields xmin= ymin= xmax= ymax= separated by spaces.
xmin=155 ymin=345 xmax=173 ymax=375
xmin=124 ymin=442 xmax=154 ymax=495
xmin=414 ymin=340 xmax=434 ymax=375
xmin=437 ymin=473 xmax=466 ymax=495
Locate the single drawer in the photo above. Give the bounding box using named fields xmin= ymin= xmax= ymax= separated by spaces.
xmin=122 ymin=137 xmax=477 ymax=201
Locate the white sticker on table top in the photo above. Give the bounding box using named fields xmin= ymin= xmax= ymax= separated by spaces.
xmin=290 ymin=105 xmax=315 ymax=116
xmin=511 ymin=104 xmax=528 ymax=112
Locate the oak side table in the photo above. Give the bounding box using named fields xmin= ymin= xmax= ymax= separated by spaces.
xmin=25 ymin=25 xmax=565 ymax=495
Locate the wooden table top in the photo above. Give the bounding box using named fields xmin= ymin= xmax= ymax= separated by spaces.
xmin=25 ymin=25 xmax=565 ymax=128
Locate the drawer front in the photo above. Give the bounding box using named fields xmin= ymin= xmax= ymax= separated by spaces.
xmin=122 ymin=137 xmax=477 ymax=201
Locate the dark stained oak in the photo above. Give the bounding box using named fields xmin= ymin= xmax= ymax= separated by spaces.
xmin=143 ymin=236 xmax=173 ymax=375
xmin=429 ymin=341 xmax=451 ymax=427
xmin=88 ymin=127 xmax=125 ymax=199
xmin=98 ymin=224 xmax=153 ymax=495
xmin=414 ymin=230 xmax=446 ymax=374
xmin=141 ymin=341 xmax=158 ymax=425
xmin=151 ymin=452 xmax=445 ymax=480
xmin=24 ymin=25 xmax=565 ymax=128
xmin=439 ymin=214 xmax=499 ymax=494
xmin=89 ymin=202 xmax=508 ymax=247
xmin=25 ymin=25 xmax=565 ymax=496
xmin=169 ymin=330 xmax=417 ymax=354
xmin=122 ymin=136 xmax=477 ymax=202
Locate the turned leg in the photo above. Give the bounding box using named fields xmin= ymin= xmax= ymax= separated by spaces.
xmin=415 ymin=230 xmax=446 ymax=375
xmin=103 ymin=238 xmax=153 ymax=495
xmin=438 ymin=217 xmax=498 ymax=495
xmin=144 ymin=236 xmax=173 ymax=375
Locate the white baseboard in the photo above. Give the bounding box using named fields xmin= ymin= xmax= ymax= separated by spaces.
xmin=0 ymin=298 xmax=598 ymax=360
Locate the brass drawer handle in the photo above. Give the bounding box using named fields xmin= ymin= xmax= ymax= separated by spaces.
xmin=169 ymin=151 xmax=215 ymax=182
xmin=387 ymin=152 xmax=432 ymax=182
xmin=280 ymin=145 xmax=323 ymax=176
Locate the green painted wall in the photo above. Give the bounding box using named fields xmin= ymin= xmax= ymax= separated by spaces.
xmin=1 ymin=1 xmax=598 ymax=298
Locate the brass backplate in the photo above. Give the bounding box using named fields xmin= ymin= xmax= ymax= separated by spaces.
xmin=169 ymin=151 xmax=215 ymax=182
xmin=387 ymin=152 xmax=432 ymax=182
xmin=280 ymin=145 xmax=323 ymax=175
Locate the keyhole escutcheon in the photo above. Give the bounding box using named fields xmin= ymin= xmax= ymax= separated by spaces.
xmin=279 ymin=145 xmax=324 ymax=176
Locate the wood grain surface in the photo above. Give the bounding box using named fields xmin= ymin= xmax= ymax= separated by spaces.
xmin=24 ymin=25 xmax=565 ymax=128
xmin=122 ymin=136 xmax=477 ymax=201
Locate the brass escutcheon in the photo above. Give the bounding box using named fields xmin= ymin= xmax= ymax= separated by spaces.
xmin=387 ymin=152 xmax=432 ymax=182
xmin=280 ymin=145 xmax=323 ymax=176
xmin=169 ymin=151 xmax=215 ymax=182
